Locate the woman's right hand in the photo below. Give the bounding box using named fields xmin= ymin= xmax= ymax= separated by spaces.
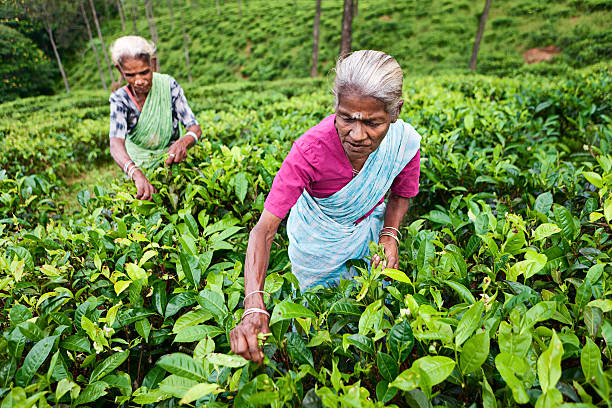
xmin=133 ymin=170 xmax=156 ymax=200
xmin=230 ymin=313 xmax=270 ymax=366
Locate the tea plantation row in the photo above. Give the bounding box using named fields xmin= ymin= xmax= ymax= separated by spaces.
xmin=0 ymin=65 xmax=610 ymax=407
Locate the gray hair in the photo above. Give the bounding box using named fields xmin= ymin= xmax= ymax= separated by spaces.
xmin=332 ymin=50 xmax=403 ymax=119
xmin=110 ymin=36 xmax=156 ymax=67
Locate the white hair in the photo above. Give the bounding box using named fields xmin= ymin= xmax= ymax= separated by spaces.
xmin=332 ymin=50 xmax=403 ymax=119
xmin=109 ymin=36 xmax=156 ymax=67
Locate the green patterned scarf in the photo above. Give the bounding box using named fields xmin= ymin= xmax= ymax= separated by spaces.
xmin=125 ymin=72 xmax=173 ymax=169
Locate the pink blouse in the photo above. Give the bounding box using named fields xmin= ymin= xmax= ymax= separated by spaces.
xmin=264 ymin=114 xmax=420 ymax=221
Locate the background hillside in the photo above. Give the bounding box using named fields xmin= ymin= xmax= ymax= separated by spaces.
xmin=67 ymin=0 xmax=612 ymax=88
xmin=1 ymin=0 xmax=611 ymax=100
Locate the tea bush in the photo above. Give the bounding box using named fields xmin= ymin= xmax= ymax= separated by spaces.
xmin=0 ymin=65 xmax=611 ymax=407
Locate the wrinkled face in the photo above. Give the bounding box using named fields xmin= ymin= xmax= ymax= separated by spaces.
xmin=335 ymin=92 xmax=393 ymax=164
xmin=118 ymin=56 xmax=154 ymax=95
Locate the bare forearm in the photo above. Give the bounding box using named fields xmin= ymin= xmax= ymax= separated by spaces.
xmin=109 ymin=138 xmax=146 ymax=182
xmin=109 ymin=138 xmax=133 ymax=172
xmin=384 ymin=193 xmax=411 ymax=229
xmin=243 ymin=211 xmax=281 ymax=309
xmin=187 ymin=124 xmax=202 ymax=139
xmin=173 ymin=125 xmax=202 ymax=151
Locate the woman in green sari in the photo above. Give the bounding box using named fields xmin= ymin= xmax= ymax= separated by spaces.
xmin=108 ymin=36 xmax=202 ymax=200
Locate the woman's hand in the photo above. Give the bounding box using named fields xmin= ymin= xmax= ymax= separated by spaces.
xmin=373 ymin=234 xmax=400 ymax=270
xmin=230 ymin=313 xmax=270 ymax=366
xmin=133 ymin=170 xmax=156 ymax=200
xmin=165 ymin=136 xmax=192 ymax=166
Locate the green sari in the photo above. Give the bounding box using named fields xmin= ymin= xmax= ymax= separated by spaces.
xmin=125 ymin=72 xmax=173 ymax=169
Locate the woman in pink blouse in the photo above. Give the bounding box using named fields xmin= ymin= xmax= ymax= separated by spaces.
xmin=231 ymin=50 xmax=421 ymax=365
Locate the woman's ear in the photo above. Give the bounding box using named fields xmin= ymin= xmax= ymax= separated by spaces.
xmin=151 ymin=56 xmax=158 ymax=72
xmin=115 ymin=64 xmax=125 ymax=80
xmin=391 ymin=99 xmax=404 ymax=122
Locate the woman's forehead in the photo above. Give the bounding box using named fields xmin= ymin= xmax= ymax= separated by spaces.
xmin=120 ymin=57 xmax=151 ymax=72
xmin=336 ymin=92 xmax=387 ymax=120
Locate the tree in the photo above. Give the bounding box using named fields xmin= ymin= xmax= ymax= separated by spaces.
xmin=0 ymin=24 xmax=56 ymax=102
xmin=89 ymin=0 xmax=115 ymax=83
xmin=353 ymin=0 xmax=358 ymax=17
xmin=145 ymin=0 xmax=160 ymax=70
xmin=80 ymin=1 xmax=107 ymax=90
xmin=216 ymin=0 xmax=220 ymax=15
xmin=179 ymin=0 xmax=192 ymax=82
xmin=11 ymin=0 xmax=83 ymax=94
xmin=311 ymin=0 xmax=321 ymax=77
xmin=340 ymin=0 xmax=353 ymax=57
xmin=168 ymin=0 xmax=174 ymax=28
xmin=103 ymin=0 xmax=110 ymax=20
xmin=237 ymin=0 xmax=242 ymax=16
xmin=117 ymin=0 xmax=126 ymax=31
xmin=130 ymin=0 xmax=139 ymax=34
xmin=469 ymin=0 xmax=492 ymax=71
xmin=41 ymin=0 xmax=70 ymax=93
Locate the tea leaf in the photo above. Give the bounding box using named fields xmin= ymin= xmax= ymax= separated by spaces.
xmin=455 ymin=301 xmax=484 ymax=346
xmin=14 ymin=335 xmax=57 ymax=386
xmin=157 ymin=353 xmax=207 ymax=381
xmin=460 ymin=332 xmax=489 ymax=374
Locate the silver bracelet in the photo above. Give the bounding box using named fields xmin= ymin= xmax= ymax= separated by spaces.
xmin=244 ymin=290 xmax=270 ymax=302
xmin=185 ymin=131 xmax=198 ymax=145
xmin=241 ymin=308 xmax=270 ymax=320
xmin=379 ymin=231 xmax=400 ymax=244
xmin=381 ymin=226 xmax=402 ymax=238
xmin=128 ymin=165 xmax=139 ymax=180
xmin=123 ymin=160 xmax=134 ymax=173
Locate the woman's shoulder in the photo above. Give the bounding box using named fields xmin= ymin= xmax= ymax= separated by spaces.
xmin=155 ymin=73 xmax=180 ymax=88
xmin=391 ymin=119 xmax=421 ymax=144
xmin=109 ymin=86 xmax=129 ymax=103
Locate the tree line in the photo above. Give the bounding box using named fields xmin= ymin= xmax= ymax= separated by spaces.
xmin=1 ymin=0 xmax=491 ymax=97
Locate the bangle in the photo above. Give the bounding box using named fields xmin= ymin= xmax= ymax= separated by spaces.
xmin=379 ymin=231 xmax=400 ymax=245
xmin=244 ymin=290 xmax=270 ymax=302
xmin=123 ymin=160 xmax=134 ymax=173
xmin=381 ymin=226 xmax=402 ymax=238
xmin=125 ymin=162 xmax=135 ymax=176
xmin=185 ymin=131 xmax=198 ymax=145
xmin=128 ymin=166 xmax=139 ymax=180
xmin=241 ymin=308 xmax=270 ymax=320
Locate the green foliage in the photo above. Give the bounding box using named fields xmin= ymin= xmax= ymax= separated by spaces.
xmin=63 ymin=0 xmax=612 ymax=92
xmin=0 ymin=24 xmax=55 ymax=103
xmin=0 ymin=64 xmax=611 ymax=406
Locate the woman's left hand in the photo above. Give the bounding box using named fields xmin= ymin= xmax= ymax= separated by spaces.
xmin=373 ymin=235 xmax=400 ymax=270
xmin=165 ymin=136 xmax=192 ymax=166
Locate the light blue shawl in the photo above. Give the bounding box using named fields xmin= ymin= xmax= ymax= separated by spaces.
xmin=286 ymin=119 xmax=421 ymax=290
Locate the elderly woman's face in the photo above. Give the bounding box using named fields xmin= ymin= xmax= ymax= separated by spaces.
xmin=119 ymin=57 xmax=154 ymax=95
xmin=335 ymin=92 xmax=393 ymax=164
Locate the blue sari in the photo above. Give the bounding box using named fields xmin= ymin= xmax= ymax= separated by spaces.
xmin=286 ymin=119 xmax=421 ymax=290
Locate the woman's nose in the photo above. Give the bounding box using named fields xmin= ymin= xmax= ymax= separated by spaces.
xmin=350 ymin=123 xmax=368 ymax=142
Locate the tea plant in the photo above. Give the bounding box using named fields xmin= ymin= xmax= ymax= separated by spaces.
xmin=0 ymin=65 xmax=610 ymax=407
